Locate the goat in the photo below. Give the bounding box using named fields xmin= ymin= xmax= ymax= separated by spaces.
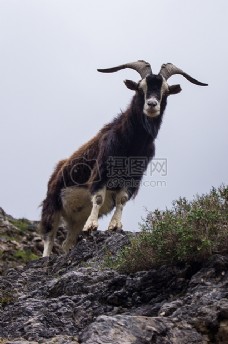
xmin=39 ymin=60 xmax=207 ymax=257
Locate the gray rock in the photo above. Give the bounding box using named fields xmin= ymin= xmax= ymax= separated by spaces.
xmin=80 ymin=315 xmax=204 ymax=344
xmin=0 ymin=230 xmax=228 ymax=343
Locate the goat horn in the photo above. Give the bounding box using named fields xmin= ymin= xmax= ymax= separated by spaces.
xmin=159 ymin=63 xmax=208 ymax=86
xmin=97 ymin=60 xmax=152 ymax=79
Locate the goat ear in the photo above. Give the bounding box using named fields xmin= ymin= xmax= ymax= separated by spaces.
xmin=124 ymin=79 xmax=138 ymax=91
xmin=168 ymin=84 xmax=182 ymax=95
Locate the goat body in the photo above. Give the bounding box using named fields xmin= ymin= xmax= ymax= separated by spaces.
xmin=40 ymin=61 xmax=207 ymax=256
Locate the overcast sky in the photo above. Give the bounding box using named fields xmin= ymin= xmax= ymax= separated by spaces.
xmin=0 ymin=0 xmax=227 ymax=231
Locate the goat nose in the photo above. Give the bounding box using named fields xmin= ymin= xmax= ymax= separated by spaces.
xmin=147 ymin=99 xmax=158 ymax=107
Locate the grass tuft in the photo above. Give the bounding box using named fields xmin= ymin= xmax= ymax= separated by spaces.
xmin=13 ymin=249 xmax=39 ymax=262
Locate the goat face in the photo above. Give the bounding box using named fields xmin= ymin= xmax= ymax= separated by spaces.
xmin=139 ymin=75 xmax=168 ymax=117
xmin=124 ymin=75 xmax=182 ymax=118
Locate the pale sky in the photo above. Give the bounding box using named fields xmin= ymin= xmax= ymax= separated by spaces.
xmin=0 ymin=0 xmax=228 ymax=231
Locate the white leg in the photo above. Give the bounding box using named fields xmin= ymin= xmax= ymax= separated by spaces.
xmin=83 ymin=187 xmax=106 ymax=232
xmin=108 ymin=189 xmax=128 ymax=231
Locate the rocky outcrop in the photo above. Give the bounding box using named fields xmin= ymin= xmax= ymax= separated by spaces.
xmin=1 ymin=227 xmax=228 ymax=344
xmin=0 ymin=207 xmax=66 ymax=274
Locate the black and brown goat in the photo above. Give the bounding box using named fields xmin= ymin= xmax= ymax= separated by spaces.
xmin=39 ymin=60 xmax=207 ymax=256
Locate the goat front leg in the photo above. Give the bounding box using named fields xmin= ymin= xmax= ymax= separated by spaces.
xmin=83 ymin=187 xmax=106 ymax=232
xmin=108 ymin=189 xmax=128 ymax=231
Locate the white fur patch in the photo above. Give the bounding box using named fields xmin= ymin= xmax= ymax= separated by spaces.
xmin=139 ymin=79 xmax=148 ymax=94
xmin=161 ymin=78 xmax=169 ymax=95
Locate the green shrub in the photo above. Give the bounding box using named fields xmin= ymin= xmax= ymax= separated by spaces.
xmin=106 ymin=185 xmax=228 ymax=273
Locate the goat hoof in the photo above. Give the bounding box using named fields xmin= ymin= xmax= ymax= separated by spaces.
xmin=83 ymin=220 xmax=98 ymax=233
xmin=108 ymin=220 xmax=122 ymax=231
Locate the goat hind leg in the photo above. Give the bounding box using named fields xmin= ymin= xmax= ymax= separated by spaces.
xmin=62 ymin=221 xmax=84 ymax=253
xmin=41 ymin=213 xmax=60 ymax=257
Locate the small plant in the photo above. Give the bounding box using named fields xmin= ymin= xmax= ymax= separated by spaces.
xmin=105 ymin=185 xmax=228 ymax=273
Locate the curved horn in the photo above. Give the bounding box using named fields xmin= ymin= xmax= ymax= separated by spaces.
xmin=97 ymin=60 xmax=152 ymax=79
xmin=159 ymin=63 xmax=208 ymax=86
